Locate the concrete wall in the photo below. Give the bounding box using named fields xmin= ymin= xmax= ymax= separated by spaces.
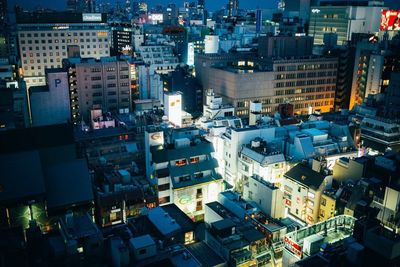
xmin=30 ymin=71 xmax=71 ymax=126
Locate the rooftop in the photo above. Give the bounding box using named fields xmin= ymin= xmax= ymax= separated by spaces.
xmin=284 ymin=163 xmax=326 ymax=190
xmin=0 ymin=150 xmax=46 ymax=204
xmin=16 ymin=11 xmax=107 ymax=24
xmin=186 ymin=241 xmax=226 ymax=267
xmin=61 ymin=213 xmax=101 ymax=240
xmin=130 ymin=234 xmax=155 ymax=249
xmin=44 ymin=159 xmax=93 ymax=211
xmin=148 ymin=206 xmax=181 ymax=237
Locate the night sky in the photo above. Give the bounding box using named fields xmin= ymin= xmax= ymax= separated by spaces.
xmin=9 ymin=0 xmax=278 ymax=11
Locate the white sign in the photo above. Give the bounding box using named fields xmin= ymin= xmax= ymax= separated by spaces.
xmin=187 ymin=42 xmax=194 ymax=66
xmin=82 ymin=13 xmax=102 ymax=22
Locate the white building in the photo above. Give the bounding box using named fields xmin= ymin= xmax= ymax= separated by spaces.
xmin=238 ymin=138 xmax=289 ymax=190
xmin=164 ymin=92 xmax=183 ymax=127
xmin=243 ymin=175 xmax=285 ymax=219
xmin=145 ymin=127 xmax=224 ymax=221
xmin=204 ymin=35 xmax=219 ymax=54
xmin=213 ymin=119 xmax=356 ymax=188
xmin=136 ymin=45 xmax=179 ymax=100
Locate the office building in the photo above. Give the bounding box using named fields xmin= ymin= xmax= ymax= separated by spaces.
xmin=161 ymin=66 xmax=203 ymax=116
xmin=309 ymin=5 xmax=382 ymax=45
xmin=258 ymin=35 xmax=314 ymax=58
xmin=145 ymin=127 xmax=224 ymax=221
xmin=197 ymin=55 xmax=338 ymax=119
xmin=349 ymin=40 xmax=382 ymax=110
xmin=110 ymin=22 xmax=133 ymax=56
xmin=63 ymin=57 xmax=133 ymax=122
xmin=227 ymin=0 xmax=239 ymax=17
xmin=17 ymin=11 xmax=110 ymax=88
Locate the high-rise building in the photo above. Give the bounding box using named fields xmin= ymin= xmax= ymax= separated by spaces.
xmin=227 ymin=0 xmax=239 ymax=17
xmin=16 ymin=11 xmax=110 ymax=88
xmin=110 ymin=22 xmax=133 ymax=56
xmin=309 ymin=5 xmax=382 ymax=45
xmin=349 ymin=40 xmax=382 ymax=110
xmin=63 ymin=57 xmax=133 ymax=122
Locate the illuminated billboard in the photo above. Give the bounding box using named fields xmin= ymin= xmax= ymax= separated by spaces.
xmin=380 ymin=10 xmax=400 ymax=31
xmin=82 ymin=13 xmax=102 ymax=22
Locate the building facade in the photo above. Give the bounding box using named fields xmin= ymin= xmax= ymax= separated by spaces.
xmin=197 ymin=55 xmax=338 ymax=119
xmin=64 ymin=57 xmax=133 ymax=122
xmin=17 ymin=12 xmax=110 ymax=88
xmin=145 ymin=127 xmax=224 ymax=221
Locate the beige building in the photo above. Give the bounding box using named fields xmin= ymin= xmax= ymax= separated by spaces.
xmin=17 ymin=12 xmax=110 ymax=88
xmin=283 ymin=162 xmax=333 ymax=225
xmin=196 ymin=55 xmax=338 ymax=119
xmin=64 ymin=57 xmax=133 ymax=122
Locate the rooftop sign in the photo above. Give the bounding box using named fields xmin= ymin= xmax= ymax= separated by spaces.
xmin=82 ymin=13 xmax=102 ymax=22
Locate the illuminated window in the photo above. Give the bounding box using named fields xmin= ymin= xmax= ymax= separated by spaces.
xmin=190 ymin=157 xmax=199 ymax=164
xmin=196 ymin=200 xmax=202 ymax=211
xmin=184 ymin=231 xmax=194 ymax=244
xmin=175 ymin=159 xmax=187 ymax=166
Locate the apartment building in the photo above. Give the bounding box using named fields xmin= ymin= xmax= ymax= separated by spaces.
xmin=238 ymin=137 xmax=288 ymax=190
xmin=16 ymin=12 xmax=110 ymax=88
xmin=63 ymin=57 xmax=133 ymax=122
xmin=283 ymin=162 xmax=333 ymax=225
xmin=145 ymin=127 xmax=224 ymax=221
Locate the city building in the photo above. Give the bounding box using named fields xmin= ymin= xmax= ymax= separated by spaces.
xmin=93 ymin=168 xmax=157 ymax=227
xmin=16 ymin=11 xmax=110 ymax=88
xmin=258 ymin=35 xmax=314 ymax=58
xmin=283 ymin=162 xmax=333 ymax=224
xmin=63 ymin=57 xmax=133 ymax=122
xmin=309 ymin=4 xmax=382 ymax=45
xmin=145 ymin=127 xmax=224 ymax=221
xmin=238 ymin=137 xmax=288 ymax=190
xmin=59 ymin=212 xmax=104 ymax=260
xmin=349 ymin=40 xmax=382 ymax=110
xmin=110 ymin=22 xmax=134 ymax=56
xmin=196 ymin=55 xmax=338 ymax=119
xmin=161 ymin=65 xmax=203 ymax=116
xmin=214 ymin=119 xmax=355 ymax=188
xmin=282 ymin=215 xmax=355 ymax=265
xmin=242 ymin=174 xmax=285 ymax=219
xmin=29 ymin=69 xmax=71 ymax=126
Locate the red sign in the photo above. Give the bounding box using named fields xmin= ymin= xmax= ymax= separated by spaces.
xmin=284 ymin=236 xmax=302 ymax=257
xmin=285 ymin=199 xmax=292 ymax=206
xmin=380 ymin=10 xmax=400 ymax=31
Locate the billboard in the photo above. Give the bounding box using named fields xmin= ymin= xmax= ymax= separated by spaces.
xmin=82 ymin=13 xmax=102 ymax=22
xmin=380 ymin=10 xmax=400 ymax=31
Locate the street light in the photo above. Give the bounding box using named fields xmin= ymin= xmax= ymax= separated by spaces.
xmin=312 ymin=8 xmax=320 ymax=38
